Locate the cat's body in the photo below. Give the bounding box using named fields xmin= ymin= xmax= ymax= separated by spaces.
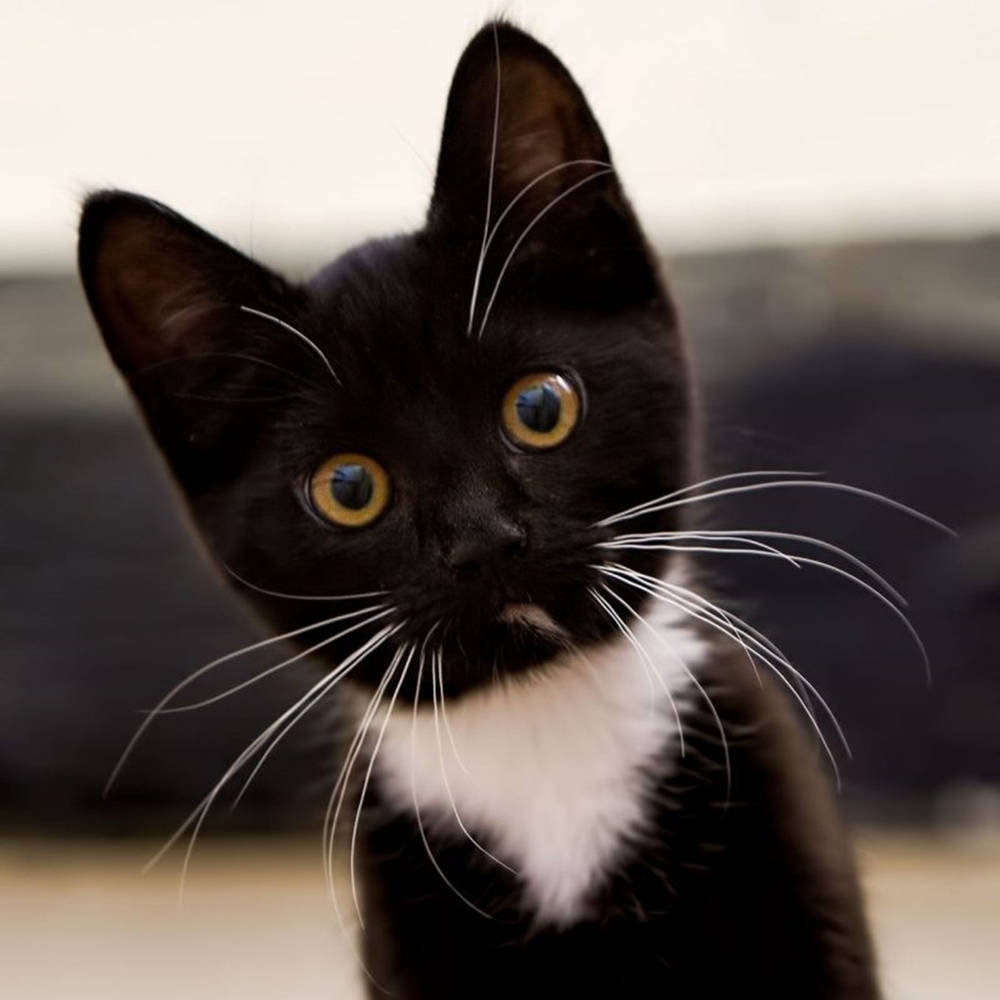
xmin=362 ymin=639 xmax=877 ymax=998
xmin=79 ymin=20 xmax=881 ymax=999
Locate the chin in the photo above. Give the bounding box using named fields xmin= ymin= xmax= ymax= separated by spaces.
xmin=429 ymin=606 xmax=576 ymax=697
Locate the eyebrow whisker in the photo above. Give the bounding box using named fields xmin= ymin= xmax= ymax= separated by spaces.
xmin=240 ymin=305 xmax=342 ymax=386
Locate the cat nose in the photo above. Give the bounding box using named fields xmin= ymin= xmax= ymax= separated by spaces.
xmin=444 ymin=515 xmax=527 ymax=577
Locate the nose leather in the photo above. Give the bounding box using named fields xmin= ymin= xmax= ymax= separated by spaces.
xmin=444 ymin=512 xmax=527 ymax=575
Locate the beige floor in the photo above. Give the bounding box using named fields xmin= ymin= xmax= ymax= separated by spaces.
xmin=2 ymin=833 xmax=998 ymax=999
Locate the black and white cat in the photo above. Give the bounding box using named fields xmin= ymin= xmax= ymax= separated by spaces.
xmin=80 ymin=21 xmax=889 ymax=998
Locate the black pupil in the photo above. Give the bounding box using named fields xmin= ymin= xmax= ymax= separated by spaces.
xmin=515 ymin=382 xmax=561 ymax=433
xmin=331 ymin=464 xmax=373 ymax=510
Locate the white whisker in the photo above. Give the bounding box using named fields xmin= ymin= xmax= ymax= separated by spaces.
xmin=606 ymin=542 xmax=930 ymax=680
xmin=657 ymin=571 xmax=824 ymax=729
xmin=142 ymin=623 xmax=399 ymax=893
xmin=157 ymin=605 xmax=391 ymax=713
xmin=606 ymin=529 xmax=905 ymax=606
xmin=589 ymin=587 xmax=657 ymax=710
xmin=431 ymin=647 xmax=517 ymax=874
xmin=224 ymin=564 xmax=388 ymax=602
xmin=599 ymin=477 xmax=954 ymax=535
xmin=600 ymin=541 xmax=804 ymax=567
xmin=599 ymin=562 xmax=834 ymax=728
xmin=597 ymin=563 xmax=845 ymax=783
xmin=174 ymin=623 xmax=402 ymax=896
xmin=229 ymin=616 xmax=399 ymax=812
xmin=240 ymin=305 xmax=342 ymax=386
xmin=409 ymin=643 xmax=494 ymax=920
xmin=598 ymin=582 xmax=731 ymax=802
xmin=323 ymin=643 xmax=404 ymax=995
xmin=483 ymin=159 xmax=613 ymax=258
xmin=349 ymin=644 xmax=415 ymax=928
xmin=323 ymin=651 xmax=400 ymax=900
xmin=594 ymin=470 xmax=820 ymax=527
xmin=466 ymin=22 xmax=502 ymax=336
xmin=476 ymin=168 xmax=614 ymax=340
xmin=104 ymin=606 xmax=388 ymax=796
xmin=589 ymin=587 xmax=685 ymax=754
xmin=435 ymin=647 xmax=470 ymax=776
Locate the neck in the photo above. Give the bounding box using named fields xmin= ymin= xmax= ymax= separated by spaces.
xmin=371 ymin=594 xmax=708 ymax=926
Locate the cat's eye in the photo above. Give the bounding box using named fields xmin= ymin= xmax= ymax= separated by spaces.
xmin=502 ymin=373 xmax=581 ymax=450
xmin=308 ymin=453 xmax=390 ymax=527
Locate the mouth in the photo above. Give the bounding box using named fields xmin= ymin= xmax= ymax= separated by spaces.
xmin=498 ymin=602 xmax=567 ymax=639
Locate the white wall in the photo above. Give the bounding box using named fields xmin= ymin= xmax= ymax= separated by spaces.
xmin=2 ymin=0 xmax=998 ymax=270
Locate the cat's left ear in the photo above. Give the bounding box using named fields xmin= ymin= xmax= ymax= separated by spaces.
xmin=78 ymin=191 xmax=304 ymax=494
xmin=78 ymin=191 xmax=295 ymax=379
xmin=429 ymin=21 xmax=661 ymax=309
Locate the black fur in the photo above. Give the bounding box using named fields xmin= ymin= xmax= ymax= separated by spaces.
xmin=78 ymin=20 xmax=879 ymax=998
xmin=361 ymin=648 xmax=878 ymax=998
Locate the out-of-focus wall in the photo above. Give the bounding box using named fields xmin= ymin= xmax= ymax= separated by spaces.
xmin=2 ymin=0 xmax=999 ymax=270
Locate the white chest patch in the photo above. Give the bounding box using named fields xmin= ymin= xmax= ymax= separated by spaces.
xmin=372 ymin=597 xmax=709 ymax=927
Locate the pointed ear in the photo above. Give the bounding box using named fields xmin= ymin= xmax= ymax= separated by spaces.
xmin=429 ymin=22 xmax=662 ymax=314
xmin=431 ymin=22 xmax=613 ymax=218
xmin=78 ymin=191 xmax=302 ymax=493
xmin=79 ymin=191 xmax=292 ymax=377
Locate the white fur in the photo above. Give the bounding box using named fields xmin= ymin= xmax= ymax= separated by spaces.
xmin=498 ymin=602 xmax=564 ymax=636
xmin=373 ymin=597 xmax=708 ymax=927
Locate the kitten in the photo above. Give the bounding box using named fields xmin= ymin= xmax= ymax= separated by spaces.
xmin=79 ymin=20 xmax=885 ymax=998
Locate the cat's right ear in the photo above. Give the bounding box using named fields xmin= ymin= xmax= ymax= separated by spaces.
xmin=78 ymin=191 xmax=301 ymax=492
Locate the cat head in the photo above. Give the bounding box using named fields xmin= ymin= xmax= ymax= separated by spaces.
xmin=78 ymin=22 xmax=691 ymax=696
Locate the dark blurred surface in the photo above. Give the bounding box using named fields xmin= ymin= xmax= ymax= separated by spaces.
xmin=2 ymin=237 xmax=998 ymax=832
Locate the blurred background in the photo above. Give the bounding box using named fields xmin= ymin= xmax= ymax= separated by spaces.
xmin=2 ymin=1 xmax=998 ymax=997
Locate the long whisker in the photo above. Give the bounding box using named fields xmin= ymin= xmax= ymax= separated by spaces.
xmin=606 ymin=541 xmax=931 ymax=680
xmin=601 ymin=541 xmax=805 ymax=567
xmin=660 ymin=569 xmax=820 ymax=725
xmin=157 ymin=606 xmax=391 ymax=713
xmin=599 ymin=582 xmax=731 ymax=802
xmin=170 ymin=391 xmax=299 ymax=405
xmin=323 ymin=636 xmax=413 ymax=902
xmin=600 ymin=561 xmax=834 ymax=755
xmin=466 ymin=22 xmax=502 ymax=336
xmin=224 ymin=564 xmax=389 ymax=602
xmin=229 ymin=616 xmax=400 ymax=811
xmin=409 ymin=644 xmax=494 ymax=920
xmin=432 ymin=648 xmax=516 ymax=874
xmin=589 ymin=587 xmax=685 ymax=755
xmin=104 ymin=606 xmax=388 ymax=796
xmin=129 ymin=350 xmax=325 ymax=391
xmin=476 ymin=168 xmax=615 ymax=340
xmin=617 ymin=531 xmax=804 ymax=564
xmin=666 ymin=579 xmax=852 ymax=757
xmin=595 ymin=470 xmax=821 ymax=527
xmin=599 ymin=478 xmax=954 ymax=535
xmin=607 ymin=528 xmax=905 ymax=606
xmin=589 ymin=587 xmax=657 ymax=709
xmin=599 ymin=562 xmax=839 ymax=737
xmin=324 ymin=622 xmax=440 ymax=891
xmin=239 ymin=305 xmax=342 ymax=386
xmin=323 ymin=645 xmax=404 ymax=994
xmin=349 ymin=644 xmax=415 ymax=928
xmin=172 ymin=624 xmax=402 ymax=898
xmin=436 ymin=647 xmax=470 ymax=776
xmin=598 ymin=564 xmax=845 ymax=783
xmin=483 ymin=159 xmax=613 ymax=260
xmin=142 ymin=623 xmax=398 ymax=888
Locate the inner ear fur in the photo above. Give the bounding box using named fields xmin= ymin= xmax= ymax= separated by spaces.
xmin=78 ymin=190 xmax=291 ymax=379
xmin=428 ymin=21 xmax=665 ymax=315
xmin=430 ymin=22 xmax=618 ymax=235
xmin=78 ymin=191 xmax=301 ymax=495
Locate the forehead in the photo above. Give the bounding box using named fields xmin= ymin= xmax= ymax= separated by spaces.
xmin=303 ymin=236 xmax=622 ymax=410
